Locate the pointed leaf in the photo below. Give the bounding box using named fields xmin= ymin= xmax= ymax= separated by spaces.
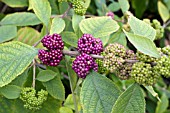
xmin=43 ymin=76 xmax=65 ymax=101
xmin=158 ymin=1 xmax=170 ymax=22
xmin=145 ymin=86 xmax=160 ymax=101
xmin=111 ymin=83 xmax=145 ymax=113
xmin=0 ymin=25 xmax=17 ymax=43
xmin=128 ymin=15 xmax=156 ymax=41
xmin=156 ymin=93 xmax=169 ymax=113
xmin=80 ymin=71 xmax=121 ymax=113
xmin=0 ymin=85 xmax=21 ymax=99
xmin=36 ymin=70 xmax=56 ymax=82
xmin=79 ymin=17 xmax=120 ymax=38
xmin=0 ymin=12 xmax=41 ymax=26
xmin=118 ymin=0 xmax=130 ymax=13
xmin=31 ymin=0 xmax=51 ymax=27
xmin=124 ymin=31 xmax=160 ymax=58
xmin=50 ymin=17 xmax=65 ymax=34
xmin=0 ymin=41 xmax=38 ymax=87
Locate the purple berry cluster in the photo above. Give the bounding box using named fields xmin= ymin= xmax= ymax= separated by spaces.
xmin=106 ymin=11 xmax=114 ymax=19
xmin=38 ymin=34 xmax=64 ymax=66
xmin=41 ymin=34 xmax=64 ymax=50
xmin=72 ymin=53 xmax=98 ymax=78
xmin=78 ymin=34 xmax=103 ymax=55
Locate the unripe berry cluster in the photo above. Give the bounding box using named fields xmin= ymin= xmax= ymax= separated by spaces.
xmin=95 ymin=52 xmax=107 ymax=74
xmin=72 ymin=0 xmax=87 ymax=16
xmin=103 ymin=43 xmax=126 ymax=73
xmin=161 ymin=46 xmax=170 ymax=55
xmin=143 ymin=19 xmax=164 ymax=40
xmin=78 ymin=34 xmax=103 ymax=55
xmin=38 ymin=34 xmax=64 ymax=66
xmin=154 ymin=56 xmax=170 ymax=78
xmin=20 ymin=87 xmax=48 ymax=110
xmin=136 ymin=51 xmax=157 ymax=63
xmin=130 ymin=62 xmax=160 ymax=86
xmin=72 ymin=53 xmax=98 ymax=78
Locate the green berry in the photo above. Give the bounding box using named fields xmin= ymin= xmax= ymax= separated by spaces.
xmin=136 ymin=51 xmax=158 ymax=63
xmin=162 ymin=46 xmax=170 ymax=55
xmin=130 ymin=62 xmax=160 ymax=86
xmin=20 ymin=87 xmax=48 ymax=110
xmin=72 ymin=0 xmax=87 ymax=16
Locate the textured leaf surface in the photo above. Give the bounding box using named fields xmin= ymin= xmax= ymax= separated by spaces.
xmin=111 ymin=83 xmax=145 ymax=113
xmin=0 ymin=12 xmax=41 ymax=26
xmin=118 ymin=0 xmax=130 ymax=13
xmin=158 ymin=1 xmax=170 ymax=22
xmin=128 ymin=15 xmax=156 ymax=41
xmin=72 ymin=14 xmax=84 ymax=38
xmin=156 ymin=93 xmax=169 ymax=113
xmin=61 ymin=32 xmax=78 ymax=47
xmin=79 ymin=17 xmax=119 ymax=38
xmin=14 ymin=27 xmax=42 ymax=48
xmin=0 ymin=25 xmax=17 ymax=43
xmin=43 ymin=76 xmax=65 ymax=101
xmin=60 ymin=107 xmax=73 ymax=113
xmin=124 ymin=31 xmax=160 ymax=58
xmin=36 ymin=70 xmax=56 ymax=82
xmin=1 ymin=0 xmax=28 ymax=7
xmin=0 ymin=41 xmax=38 ymax=87
xmin=0 ymin=85 xmax=21 ymax=99
xmin=31 ymin=0 xmax=51 ymax=27
xmin=80 ymin=71 xmax=121 ymax=113
xmin=50 ymin=17 xmax=65 ymax=34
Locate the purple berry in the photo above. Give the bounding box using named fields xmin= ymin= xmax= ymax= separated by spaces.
xmin=41 ymin=33 xmax=64 ymax=50
xmin=106 ymin=11 xmax=114 ymax=19
xmin=72 ymin=53 xmax=98 ymax=78
xmin=78 ymin=34 xmax=103 ymax=55
xmin=38 ymin=49 xmax=63 ymax=66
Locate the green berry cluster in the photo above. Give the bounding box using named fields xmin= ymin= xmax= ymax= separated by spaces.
xmin=136 ymin=51 xmax=158 ymax=63
xmin=116 ymin=50 xmax=136 ymax=80
xmin=143 ymin=19 xmax=164 ymax=40
xmin=131 ymin=62 xmax=159 ymax=86
xmin=72 ymin=0 xmax=87 ymax=16
xmin=103 ymin=43 xmax=126 ymax=73
xmin=58 ymin=0 xmax=67 ymax=2
xmin=20 ymin=87 xmax=48 ymax=110
xmin=161 ymin=46 xmax=170 ymax=55
xmin=154 ymin=56 xmax=170 ymax=78
xmin=96 ymin=53 xmax=107 ymax=74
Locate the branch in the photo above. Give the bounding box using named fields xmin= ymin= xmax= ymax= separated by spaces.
xmin=32 ymin=59 xmax=36 ymax=88
xmin=163 ymin=19 xmax=170 ymax=28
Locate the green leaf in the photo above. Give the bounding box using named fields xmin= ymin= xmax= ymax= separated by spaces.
xmin=145 ymin=86 xmax=160 ymax=101
xmin=156 ymin=93 xmax=169 ymax=113
xmin=60 ymin=107 xmax=73 ymax=113
xmin=158 ymin=1 xmax=170 ymax=22
xmin=36 ymin=70 xmax=56 ymax=82
xmin=94 ymin=0 xmax=106 ymax=10
xmin=31 ymin=0 xmax=51 ymax=27
xmin=128 ymin=15 xmax=156 ymax=41
xmin=1 ymin=0 xmax=28 ymax=7
xmin=108 ymin=1 xmax=121 ymax=12
xmin=0 ymin=25 xmax=17 ymax=43
xmin=111 ymin=83 xmax=145 ymax=113
xmin=100 ymin=35 xmax=110 ymax=46
xmin=50 ymin=17 xmax=65 ymax=34
xmin=72 ymin=14 xmax=84 ymax=38
xmin=79 ymin=17 xmax=120 ymax=38
xmin=118 ymin=0 xmax=130 ymax=13
xmin=15 ymin=27 xmax=42 ymax=48
xmin=61 ymin=32 xmax=78 ymax=47
xmin=0 ymin=85 xmax=21 ymax=99
xmin=124 ymin=31 xmax=160 ymax=58
xmin=43 ymin=76 xmax=65 ymax=101
xmin=109 ymin=29 xmax=127 ymax=47
xmin=0 ymin=41 xmax=38 ymax=87
xmin=80 ymin=71 xmax=121 ymax=113
xmin=64 ymin=94 xmax=81 ymax=111
xmin=0 ymin=12 xmax=41 ymax=26
xmin=131 ymin=0 xmax=149 ymax=18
